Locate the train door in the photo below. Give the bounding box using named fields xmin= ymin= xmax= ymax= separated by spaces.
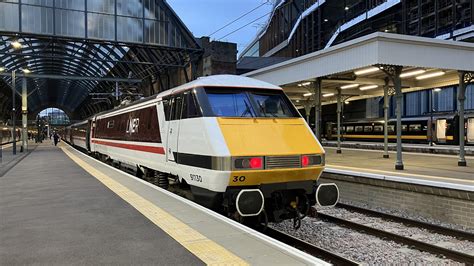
xmin=166 ymin=94 xmax=183 ymax=162
xmin=436 ymin=119 xmax=447 ymax=143
xmin=467 ymin=118 xmax=474 ymax=144
xmin=86 ymin=120 xmax=92 ymax=151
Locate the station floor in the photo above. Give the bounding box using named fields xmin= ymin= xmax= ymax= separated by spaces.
xmin=0 ymin=143 xmax=324 ymax=265
xmin=324 ymin=146 xmax=474 ymax=187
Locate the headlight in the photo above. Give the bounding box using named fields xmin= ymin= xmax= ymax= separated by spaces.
xmin=233 ymin=156 xmax=264 ymax=170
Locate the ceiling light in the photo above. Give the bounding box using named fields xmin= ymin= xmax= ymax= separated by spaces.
xmin=341 ymin=84 xmax=359 ymax=89
xmin=0 ymin=67 xmax=5 ymax=72
xmin=324 ymin=18 xmax=328 ymax=22
xmin=11 ymin=41 xmax=22 ymax=49
xmin=344 ymin=101 xmax=350 ymax=104
xmin=323 ymin=93 xmax=335 ymax=97
xmin=298 ymin=81 xmax=311 ymax=86
xmin=345 ymin=6 xmax=349 ymax=10
xmin=359 ymin=85 xmax=378 ymax=91
xmin=400 ymin=69 xmax=426 ymax=78
xmin=355 ymin=67 xmax=379 ymax=75
xmin=296 ymin=100 xmax=300 ymax=103
xmin=22 ymin=68 xmax=31 ymax=74
xmin=434 ymin=88 xmax=442 ymax=92
xmin=303 ymin=93 xmax=313 ymax=97
xmin=416 ymin=71 xmax=445 ymax=80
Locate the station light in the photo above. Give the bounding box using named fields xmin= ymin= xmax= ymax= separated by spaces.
xmin=434 ymin=88 xmax=442 ymax=92
xmin=323 ymin=93 xmax=335 ymax=97
xmin=354 ymin=67 xmax=379 ymax=75
xmin=0 ymin=67 xmax=5 ymax=72
xmin=359 ymin=85 xmax=378 ymax=91
xmin=340 ymin=84 xmax=359 ymax=89
xmin=11 ymin=41 xmax=22 ymax=49
xmin=324 ymin=18 xmax=328 ymax=22
xmin=400 ymin=69 xmax=426 ymax=78
xmin=22 ymin=68 xmax=31 ymax=74
xmin=416 ymin=71 xmax=445 ymax=80
xmin=298 ymin=81 xmax=311 ymax=87
xmin=303 ymin=93 xmax=313 ymax=97
xmin=344 ymin=101 xmax=350 ymax=104
xmin=344 ymin=6 xmax=349 ymax=10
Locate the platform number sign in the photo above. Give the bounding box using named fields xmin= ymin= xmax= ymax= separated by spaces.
xmin=126 ymin=118 xmax=140 ymax=134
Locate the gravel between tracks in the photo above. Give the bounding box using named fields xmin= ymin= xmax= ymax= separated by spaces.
xmin=318 ymin=206 xmax=474 ymax=255
xmin=271 ymin=215 xmax=462 ymax=264
xmin=340 ymin=200 xmax=474 ymax=234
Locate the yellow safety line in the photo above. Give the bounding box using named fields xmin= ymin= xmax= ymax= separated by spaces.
xmin=326 ymin=164 xmax=474 ymax=184
xmin=61 ymin=146 xmax=248 ymax=265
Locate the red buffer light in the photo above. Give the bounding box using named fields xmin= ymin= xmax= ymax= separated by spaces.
xmin=301 ymin=155 xmax=310 ymax=167
xmin=249 ymin=157 xmax=263 ymax=169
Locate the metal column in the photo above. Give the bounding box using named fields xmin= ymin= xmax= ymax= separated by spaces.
xmin=394 ymin=70 xmax=404 ymax=170
xmin=313 ymin=78 xmax=322 ymax=140
xmin=457 ymin=71 xmax=473 ymax=166
xmin=22 ymin=77 xmax=28 ymax=152
xmin=380 ymin=65 xmax=403 ymax=170
xmin=12 ymin=70 xmax=16 ymax=155
xmin=336 ymin=88 xmax=342 ymax=154
xmin=383 ymin=80 xmax=389 ymax=159
xmin=303 ymin=100 xmax=314 ymax=124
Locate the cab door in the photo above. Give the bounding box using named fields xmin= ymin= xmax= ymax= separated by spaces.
xmin=467 ymin=118 xmax=474 ymax=144
xmin=166 ymin=94 xmax=183 ymax=162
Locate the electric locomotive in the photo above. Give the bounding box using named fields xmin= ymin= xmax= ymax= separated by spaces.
xmin=67 ymin=75 xmax=339 ymax=225
xmin=1 ymin=126 xmax=21 ymax=146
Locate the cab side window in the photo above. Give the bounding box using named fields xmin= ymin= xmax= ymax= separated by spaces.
xmin=182 ymin=91 xmax=201 ymax=119
xmin=171 ymin=94 xmax=183 ymax=121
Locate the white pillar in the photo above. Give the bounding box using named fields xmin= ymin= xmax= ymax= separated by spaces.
xmin=22 ymin=77 xmax=28 ymax=152
xmin=383 ymin=81 xmax=389 ymax=159
xmin=458 ymin=71 xmax=468 ymax=166
xmin=336 ymin=88 xmax=342 ymax=154
xmin=393 ymin=68 xmax=404 ymax=170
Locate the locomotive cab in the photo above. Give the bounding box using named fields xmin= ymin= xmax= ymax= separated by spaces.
xmin=167 ymin=83 xmax=338 ymax=223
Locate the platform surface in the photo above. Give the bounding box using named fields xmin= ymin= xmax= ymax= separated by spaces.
xmin=325 ymin=146 xmax=474 ymax=189
xmin=0 ymin=143 xmax=325 ymax=265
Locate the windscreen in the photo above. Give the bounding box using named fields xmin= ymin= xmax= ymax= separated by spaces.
xmin=205 ymin=88 xmax=299 ymax=118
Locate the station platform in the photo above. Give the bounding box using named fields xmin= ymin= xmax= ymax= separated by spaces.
xmin=0 ymin=143 xmax=326 ymax=265
xmin=323 ymin=140 xmax=474 ymax=156
xmin=324 ymin=146 xmax=474 ymax=191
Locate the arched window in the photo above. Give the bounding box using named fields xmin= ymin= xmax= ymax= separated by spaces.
xmin=38 ymin=108 xmax=70 ymax=125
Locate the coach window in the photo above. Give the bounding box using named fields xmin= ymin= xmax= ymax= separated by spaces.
xmin=374 ymin=125 xmax=383 ymax=132
xmin=364 ymin=126 xmax=373 ymax=133
xmin=355 ymin=126 xmax=363 ymax=133
xmin=388 ymin=125 xmax=395 ymax=133
xmin=346 ymin=126 xmax=354 ymax=133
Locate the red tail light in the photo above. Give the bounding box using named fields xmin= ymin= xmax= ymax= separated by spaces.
xmin=249 ymin=157 xmax=263 ymax=169
xmin=301 ymin=155 xmax=310 ymax=167
xmin=233 ymin=157 xmax=264 ymax=170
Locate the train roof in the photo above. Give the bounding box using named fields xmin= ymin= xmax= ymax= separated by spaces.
xmin=157 ymin=74 xmax=282 ymax=98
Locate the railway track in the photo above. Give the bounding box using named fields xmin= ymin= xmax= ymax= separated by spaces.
xmin=337 ymin=203 xmax=474 ymax=242
xmin=313 ymin=205 xmax=474 ymax=264
xmin=263 ymin=227 xmax=359 ymax=266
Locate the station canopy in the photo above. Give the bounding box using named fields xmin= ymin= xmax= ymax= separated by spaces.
xmin=243 ymin=32 xmax=474 ymax=106
xmin=0 ymin=0 xmax=201 ymax=119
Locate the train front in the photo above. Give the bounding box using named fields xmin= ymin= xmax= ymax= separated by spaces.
xmin=197 ymin=79 xmax=339 ymax=225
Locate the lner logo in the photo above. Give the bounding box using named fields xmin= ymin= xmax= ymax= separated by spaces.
xmin=126 ymin=118 xmax=140 ymax=134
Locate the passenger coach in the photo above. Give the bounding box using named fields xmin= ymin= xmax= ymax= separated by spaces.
xmin=67 ymin=75 xmax=338 ymax=226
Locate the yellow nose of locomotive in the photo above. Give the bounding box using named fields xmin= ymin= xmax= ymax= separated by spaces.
xmin=217 ymin=117 xmax=325 ymax=186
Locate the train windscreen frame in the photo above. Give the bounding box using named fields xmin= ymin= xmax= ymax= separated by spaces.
xmin=202 ymin=87 xmax=300 ymax=118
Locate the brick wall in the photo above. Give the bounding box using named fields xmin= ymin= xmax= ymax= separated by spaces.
xmin=320 ymin=173 xmax=474 ymax=229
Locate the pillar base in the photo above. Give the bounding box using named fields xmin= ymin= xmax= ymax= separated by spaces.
xmin=458 ymin=161 xmax=467 ymax=167
xmin=395 ymin=164 xmax=404 ymax=170
xmin=336 ymin=149 xmax=342 ymax=154
xmin=383 ymin=154 xmax=389 ymax=159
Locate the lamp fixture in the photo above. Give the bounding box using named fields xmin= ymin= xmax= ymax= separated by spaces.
xmin=323 ymin=93 xmax=334 ymax=97
xmin=400 ymin=69 xmax=426 ymax=78
xmin=303 ymin=93 xmax=313 ymax=97
xmin=344 ymin=101 xmax=350 ymax=104
xmin=359 ymin=85 xmax=378 ymax=91
xmin=22 ymin=68 xmax=31 ymax=74
xmin=298 ymin=81 xmax=311 ymax=87
xmin=434 ymin=88 xmax=442 ymax=92
xmin=11 ymin=41 xmax=22 ymax=49
xmin=0 ymin=67 xmax=5 ymax=72
xmin=340 ymin=84 xmax=359 ymax=89
xmin=354 ymin=67 xmax=379 ymax=75
xmin=416 ymin=71 xmax=445 ymax=80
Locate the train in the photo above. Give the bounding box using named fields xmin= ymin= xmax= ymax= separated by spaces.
xmin=63 ymin=75 xmax=339 ymax=227
xmin=325 ymin=114 xmax=474 ymax=145
xmin=1 ymin=126 xmax=22 ymax=146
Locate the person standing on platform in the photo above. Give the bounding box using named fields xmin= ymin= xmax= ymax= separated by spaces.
xmin=53 ymin=132 xmax=60 ymax=146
